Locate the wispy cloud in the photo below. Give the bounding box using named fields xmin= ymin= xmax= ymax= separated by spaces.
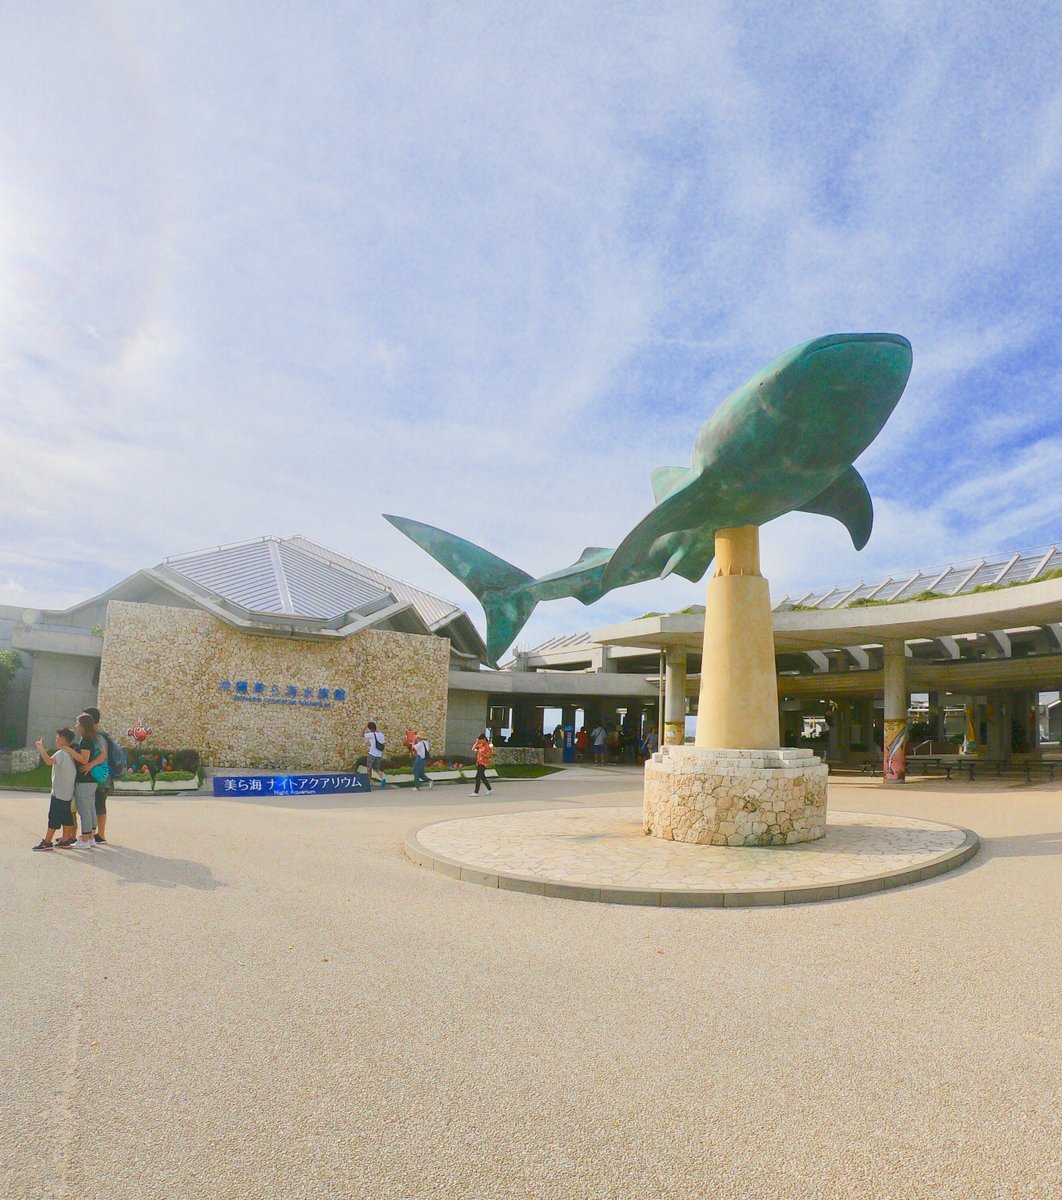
xmin=0 ymin=2 xmax=1059 ymax=653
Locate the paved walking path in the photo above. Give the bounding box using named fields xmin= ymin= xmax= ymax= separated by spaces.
xmin=1 ymin=772 xmax=1059 ymax=1199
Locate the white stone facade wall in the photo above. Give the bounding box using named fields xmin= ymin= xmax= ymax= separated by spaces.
xmin=0 ymin=746 xmax=42 ymax=773
xmin=97 ymin=601 xmax=449 ymax=770
xmin=644 ymin=746 xmax=828 ymax=846
xmin=491 ymin=746 xmax=544 ymax=766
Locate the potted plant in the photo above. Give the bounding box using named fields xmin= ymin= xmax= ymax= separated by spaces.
xmin=153 ymin=770 xmax=200 ymax=793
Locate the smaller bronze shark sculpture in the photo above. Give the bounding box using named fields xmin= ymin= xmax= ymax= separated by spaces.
xmin=386 ymin=332 xmax=912 ymax=666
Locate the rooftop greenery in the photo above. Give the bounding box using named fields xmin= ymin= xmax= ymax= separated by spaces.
xmin=786 ymin=567 xmax=1062 ymax=612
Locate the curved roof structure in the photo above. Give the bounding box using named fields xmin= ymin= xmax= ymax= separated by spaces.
xmin=774 ymin=543 xmax=1062 ymax=611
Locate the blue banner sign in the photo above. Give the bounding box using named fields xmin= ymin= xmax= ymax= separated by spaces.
xmin=213 ymin=773 xmax=368 ymax=796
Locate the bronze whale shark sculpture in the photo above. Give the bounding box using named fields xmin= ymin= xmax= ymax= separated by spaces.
xmin=386 ymin=332 xmax=912 ymax=666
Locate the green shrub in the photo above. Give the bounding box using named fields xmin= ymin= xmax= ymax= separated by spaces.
xmin=155 ymin=770 xmax=198 ymax=783
xmin=172 ymin=749 xmax=201 ymax=774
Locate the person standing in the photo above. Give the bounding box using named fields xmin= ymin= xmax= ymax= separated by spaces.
xmin=362 ymin=721 xmax=387 ymax=789
xmin=84 ymin=706 xmax=114 ymax=844
xmin=470 ymin=733 xmax=494 ymax=796
xmin=590 ymin=722 xmax=607 ymax=765
xmin=411 ymin=732 xmax=433 ymax=790
xmin=574 ymin=726 xmax=588 ymax=762
xmin=31 ymin=727 xmax=78 ymax=850
xmin=69 ymin=712 xmax=108 ymax=848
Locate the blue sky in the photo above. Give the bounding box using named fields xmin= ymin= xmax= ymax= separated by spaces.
xmin=2 ymin=2 xmax=1061 ymax=652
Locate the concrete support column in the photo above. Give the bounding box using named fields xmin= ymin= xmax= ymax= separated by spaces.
xmin=926 ymin=691 xmax=940 ymax=744
xmin=696 ymin=526 xmax=779 ymax=750
xmin=827 ymin=703 xmax=843 ymax=763
xmin=985 ymin=693 xmax=1006 ymax=760
xmin=625 ymin=703 xmax=643 ymax=739
xmin=883 ymin=639 xmax=907 ymax=783
xmin=664 ymin=647 xmax=687 ymax=746
xmin=511 ymin=700 xmax=536 ymax=746
xmin=1016 ymin=690 xmax=1037 ymax=755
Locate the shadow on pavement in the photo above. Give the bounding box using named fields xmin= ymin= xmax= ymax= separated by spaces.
xmin=978 ymin=829 xmax=1062 ymax=858
xmin=63 ymin=844 xmax=224 ymax=890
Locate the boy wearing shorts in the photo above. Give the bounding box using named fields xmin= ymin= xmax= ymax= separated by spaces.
xmin=362 ymin=721 xmax=387 ymax=789
xmin=32 ymin=727 xmax=78 ymax=850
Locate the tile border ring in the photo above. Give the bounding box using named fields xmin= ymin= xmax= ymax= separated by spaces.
xmin=403 ymin=809 xmax=980 ymax=907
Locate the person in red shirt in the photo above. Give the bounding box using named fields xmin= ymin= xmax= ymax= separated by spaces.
xmin=574 ymin=727 xmax=588 ymax=762
xmin=470 ymin=733 xmax=494 ymax=796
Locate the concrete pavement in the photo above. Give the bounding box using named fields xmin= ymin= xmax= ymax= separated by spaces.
xmin=1 ymin=769 xmax=1059 ymax=1199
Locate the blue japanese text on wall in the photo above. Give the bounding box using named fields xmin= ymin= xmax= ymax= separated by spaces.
xmin=218 ymin=679 xmax=348 ymax=709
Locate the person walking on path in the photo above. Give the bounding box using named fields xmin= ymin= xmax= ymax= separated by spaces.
xmin=590 ymin=722 xmax=608 ymax=765
xmin=69 ymin=712 xmax=108 ymax=848
xmin=362 ymin=721 xmax=387 ymax=790
xmin=411 ymin=732 xmax=434 ymax=790
xmin=31 ymin=727 xmax=78 ymax=850
xmin=84 ymin=707 xmax=114 ymax=844
xmin=470 ymin=733 xmax=494 ymax=796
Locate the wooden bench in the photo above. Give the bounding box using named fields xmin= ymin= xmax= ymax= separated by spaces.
xmin=953 ymin=758 xmax=1057 ymax=784
xmin=906 ymin=755 xmax=962 ymax=780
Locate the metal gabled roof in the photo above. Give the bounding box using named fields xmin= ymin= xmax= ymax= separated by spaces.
xmin=160 ymin=537 xmax=392 ymax=621
xmin=286 ymin=535 xmax=470 ymax=631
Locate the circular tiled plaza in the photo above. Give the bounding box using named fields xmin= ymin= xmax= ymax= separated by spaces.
xmin=405 ymin=806 xmax=979 ymax=906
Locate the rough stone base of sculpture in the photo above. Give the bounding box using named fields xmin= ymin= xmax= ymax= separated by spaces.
xmin=644 ymin=746 xmax=828 ymax=846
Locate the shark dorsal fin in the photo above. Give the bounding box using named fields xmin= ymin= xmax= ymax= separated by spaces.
xmin=578 ymin=546 xmax=610 ymax=560
xmin=650 ymin=466 xmax=692 ymax=502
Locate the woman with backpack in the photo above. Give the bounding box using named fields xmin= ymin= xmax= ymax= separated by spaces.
xmin=69 ymin=711 xmax=109 ymax=848
xmin=470 ymin=732 xmax=494 ymax=796
xmin=85 ymin=706 xmax=124 ymax=844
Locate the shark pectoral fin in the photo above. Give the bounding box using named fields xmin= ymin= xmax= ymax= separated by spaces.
xmin=655 ymin=530 xmax=716 ymax=583
xmin=657 ymin=531 xmax=695 ymax=579
xmin=650 ymin=466 xmax=693 ymax=503
xmin=797 ymin=466 xmax=873 ymax=550
xmin=660 ymin=547 xmax=684 ymax=579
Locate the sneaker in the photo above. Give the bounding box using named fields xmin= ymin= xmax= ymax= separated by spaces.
xmin=94 ymin=835 xmax=107 ymax=844
xmin=32 ymin=840 xmax=54 ymax=851
xmin=428 ymin=780 xmax=434 ymax=789
xmin=72 ymin=839 xmax=94 ymax=849
xmin=469 ymin=791 xmax=479 ymax=796
xmin=55 ymin=837 xmax=76 ymax=848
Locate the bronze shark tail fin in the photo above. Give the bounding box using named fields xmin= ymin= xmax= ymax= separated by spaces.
xmin=383 ymin=515 xmax=537 ymax=667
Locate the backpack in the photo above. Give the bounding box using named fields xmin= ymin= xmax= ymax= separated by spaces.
xmin=100 ymin=728 xmax=127 ymax=780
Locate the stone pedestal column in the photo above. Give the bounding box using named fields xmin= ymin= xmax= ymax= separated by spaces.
xmin=645 ymin=526 xmax=826 ymax=846
xmin=883 ymin=640 xmax=907 ymax=783
xmin=696 ymin=526 xmax=780 ymax=749
xmin=664 ymin=647 xmax=687 ymax=746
